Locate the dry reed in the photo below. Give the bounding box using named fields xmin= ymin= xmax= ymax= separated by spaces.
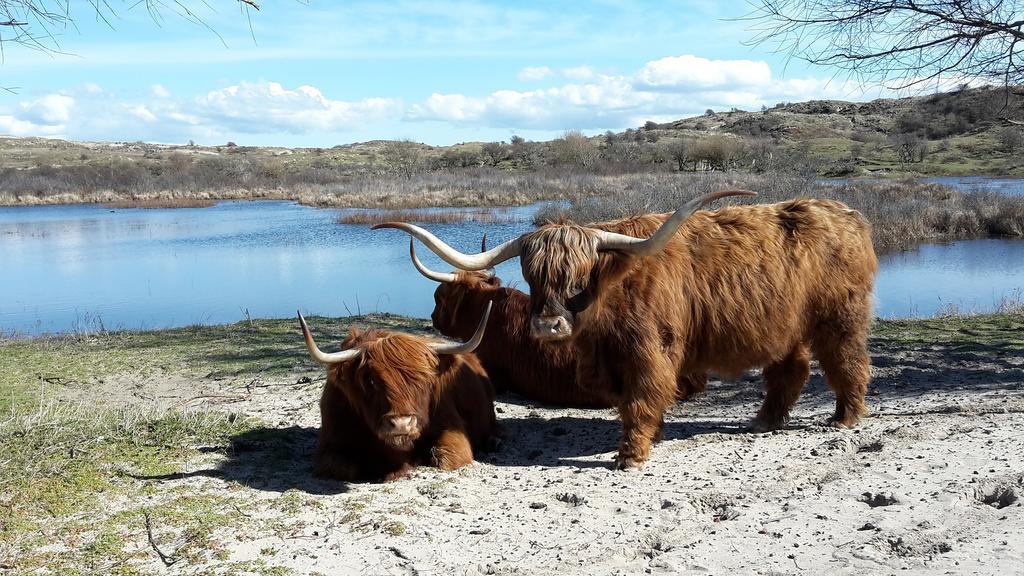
xmin=337 ymin=208 xmax=516 ymax=225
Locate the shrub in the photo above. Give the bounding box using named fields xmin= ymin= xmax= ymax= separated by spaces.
xmin=549 ymin=130 xmax=600 ymax=169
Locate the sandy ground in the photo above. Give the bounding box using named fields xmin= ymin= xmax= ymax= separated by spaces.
xmin=61 ymin=328 xmax=1024 ymax=576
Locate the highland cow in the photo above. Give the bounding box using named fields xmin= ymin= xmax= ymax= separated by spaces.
xmin=375 ymin=190 xmax=878 ymax=470
xmin=408 ymin=239 xmax=707 ymax=407
xmin=298 ymin=304 xmax=499 ymax=481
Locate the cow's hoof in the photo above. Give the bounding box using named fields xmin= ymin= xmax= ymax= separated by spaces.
xmin=827 ymin=418 xmax=856 ymax=430
xmin=613 ymin=455 xmax=645 ymax=471
xmin=749 ymin=415 xmax=787 ymax=433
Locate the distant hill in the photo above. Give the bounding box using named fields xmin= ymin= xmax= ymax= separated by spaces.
xmin=648 ymin=85 xmax=1024 ymax=176
xmin=1 ymin=86 xmax=1021 ymax=195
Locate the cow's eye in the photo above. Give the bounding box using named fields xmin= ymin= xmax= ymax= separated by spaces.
xmin=565 ymin=286 xmax=592 ymax=313
xmin=567 ymin=284 xmax=585 ymax=299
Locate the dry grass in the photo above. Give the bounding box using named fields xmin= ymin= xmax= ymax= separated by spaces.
xmin=103 ymin=198 xmax=218 ymax=209
xmin=535 ymin=173 xmax=1024 ymax=254
xmin=337 ymin=208 xmax=517 ymax=225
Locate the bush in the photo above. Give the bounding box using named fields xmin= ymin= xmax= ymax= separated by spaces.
xmin=996 ymin=126 xmax=1024 ymax=152
xmin=889 ymin=133 xmax=929 ymax=166
xmin=689 ymin=135 xmax=747 ymax=171
xmin=549 ymin=130 xmax=600 ymax=169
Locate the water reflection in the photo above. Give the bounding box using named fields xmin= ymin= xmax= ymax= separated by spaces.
xmin=1 ymin=200 xmax=1022 ymax=335
xmin=819 ymin=176 xmax=1024 ymax=195
xmin=875 ymin=239 xmax=1024 ymax=317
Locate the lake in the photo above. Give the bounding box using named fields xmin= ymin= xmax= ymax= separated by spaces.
xmin=2 ymin=200 xmax=1023 ymax=335
xmin=820 ymin=175 xmax=1024 ymax=195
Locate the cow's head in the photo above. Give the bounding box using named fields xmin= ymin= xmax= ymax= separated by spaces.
xmin=374 ymin=190 xmax=754 ymax=342
xmin=298 ymin=303 xmax=491 ymax=450
xmin=405 ymin=237 xmax=502 ymax=340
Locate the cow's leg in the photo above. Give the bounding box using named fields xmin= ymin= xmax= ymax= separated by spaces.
xmin=676 ymin=372 xmax=707 ymax=402
xmin=431 ymin=429 xmax=475 ymax=471
xmin=811 ymin=294 xmax=872 ymax=428
xmin=813 ymin=330 xmax=871 ymax=429
xmin=382 ymin=463 xmax=413 ymax=482
xmin=751 ymin=344 xmax=811 ymax=432
xmin=616 ymin=350 xmax=677 ymax=470
xmin=313 ymin=450 xmax=360 ymax=481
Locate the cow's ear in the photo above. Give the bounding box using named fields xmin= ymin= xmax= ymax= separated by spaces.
xmin=341 ymin=326 xmax=361 ymax=348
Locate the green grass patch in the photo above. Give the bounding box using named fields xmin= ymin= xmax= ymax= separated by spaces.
xmin=871 ymin=311 xmax=1024 ymax=354
xmin=0 ymin=406 xmax=257 ymax=573
xmin=0 ymin=313 xmax=433 ymax=413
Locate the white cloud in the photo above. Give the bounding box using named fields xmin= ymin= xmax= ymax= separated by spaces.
xmin=517 ymin=66 xmax=553 ymax=81
xmin=634 ymin=55 xmax=772 ymax=91
xmin=18 ymin=94 xmax=75 ymax=125
xmin=0 ymin=81 xmax=406 ymax=143
xmin=408 ymin=54 xmax=901 ymax=131
xmin=0 ymin=57 xmax=902 ymax=143
xmin=408 ymin=75 xmax=660 ymax=129
xmin=193 ymin=81 xmax=403 ymax=134
xmin=125 ymin=104 xmax=158 ymax=123
xmin=0 ymin=115 xmax=66 ymax=137
xmin=562 ymin=66 xmax=595 ymax=81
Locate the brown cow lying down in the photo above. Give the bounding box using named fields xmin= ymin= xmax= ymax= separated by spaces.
xmin=298 ymin=304 xmax=499 ymax=482
xmin=407 ymin=239 xmax=707 ymax=407
xmin=376 ymin=191 xmax=878 ymax=470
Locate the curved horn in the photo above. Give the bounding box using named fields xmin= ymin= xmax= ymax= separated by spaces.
xmin=297 ymin=310 xmax=360 ymax=365
xmin=595 ymin=189 xmax=757 ymax=256
xmin=428 ymin=301 xmax=492 ymax=355
xmin=479 ymin=234 xmax=497 ymax=278
xmin=373 ymin=222 xmax=520 ymax=271
xmin=409 ymin=239 xmax=457 ymax=283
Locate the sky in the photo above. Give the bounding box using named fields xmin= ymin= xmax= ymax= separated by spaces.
xmin=0 ymin=0 xmax=897 ymax=147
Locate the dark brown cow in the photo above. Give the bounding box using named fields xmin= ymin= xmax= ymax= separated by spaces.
xmin=408 ymin=239 xmax=707 ymax=407
xmin=375 ymin=191 xmax=878 ymax=469
xmin=298 ymin=304 xmax=499 ymax=481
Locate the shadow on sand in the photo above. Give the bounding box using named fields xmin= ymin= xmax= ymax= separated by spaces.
xmin=132 ymin=425 xmax=353 ymax=494
xmin=133 ymin=334 xmax=1023 ymax=491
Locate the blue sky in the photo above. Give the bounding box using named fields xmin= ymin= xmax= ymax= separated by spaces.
xmin=0 ymin=0 xmax=893 ymax=146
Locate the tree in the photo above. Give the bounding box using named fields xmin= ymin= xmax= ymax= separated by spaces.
xmin=748 ymin=1 xmax=1024 ymax=90
xmin=480 ymin=141 xmax=510 ymax=167
xmin=663 ymin=138 xmax=693 ymax=171
xmin=508 ymin=135 xmax=536 ymax=168
xmin=379 ymin=139 xmax=424 ymax=178
xmin=549 ymin=130 xmax=600 ymax=169
xmin=890 ymin=133 xmax=929 ymax=166
xmin=0 ymin=1 xmax=258 ymax=62
xmin=996 ymin=125 xmax=1024 ymax=151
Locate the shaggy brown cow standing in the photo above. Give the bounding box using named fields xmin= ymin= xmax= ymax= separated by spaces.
xmin=298 ymin=304 xmax=499 ymax=481
xmin=408 ymin=239 xmax=707 ymax=407
xmin=375 ymin=191 xmax=878 ymax=469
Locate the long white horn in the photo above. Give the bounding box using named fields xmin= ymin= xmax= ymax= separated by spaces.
xmin=428 ymin=301 xmax=492 ymax=355
xmin=297 ymin=310 xmax=360 ymax=365
xmin=410 ymin=239 xmax=458 ymax=283
xmin=595 ymin=189 xmax=757 ymax=255
xmin=373 ymin=222 xmax=520 ymax=270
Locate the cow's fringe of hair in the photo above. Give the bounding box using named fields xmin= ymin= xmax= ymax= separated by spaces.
xmin=431 ymin=272 xmax=617 ymax=408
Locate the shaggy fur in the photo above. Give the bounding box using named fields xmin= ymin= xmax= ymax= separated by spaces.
xmin=314 ymin=327 xmax=499 ymax=482
xmin=519 ymin=198 xmax=878 ymax=469
xmin=430 ymin=271 xmax=709 ymax=407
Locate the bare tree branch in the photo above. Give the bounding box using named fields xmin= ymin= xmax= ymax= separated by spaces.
xmin=745 ymin=0 xmax=1024 ymax=90
xmin=0 ymin=0 xmax=259 ymax=58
